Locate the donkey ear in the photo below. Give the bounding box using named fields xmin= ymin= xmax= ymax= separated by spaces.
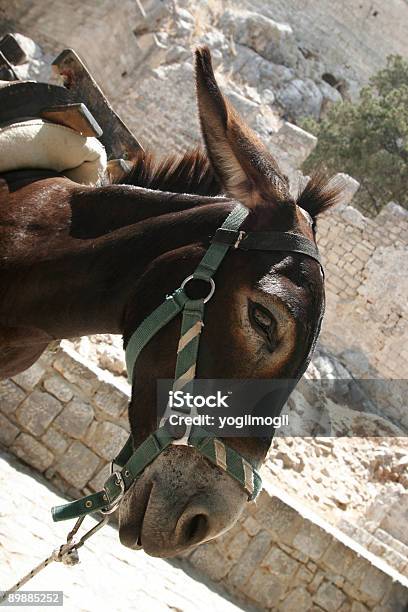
xmin=195 ymin=46 xmax=289 ymax=209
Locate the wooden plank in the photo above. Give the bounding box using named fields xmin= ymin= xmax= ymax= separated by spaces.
xmin=106 ymin=158 xmax=132 ymax=183
xmin=41 ymin=103 xmax=102 ymax=137
xmin=0 ymin=81 xmax=79 ymax=126
xmin=52 ymin=49 xmax=143 ymax=160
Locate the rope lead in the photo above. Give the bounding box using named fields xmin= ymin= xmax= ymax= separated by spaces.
xmin=0 ymin=514 xmax=109 ymax=605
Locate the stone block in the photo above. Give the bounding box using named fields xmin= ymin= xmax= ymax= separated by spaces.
xmin=224 ymin=528 xmax=251 ymax=564
xmin=11 ymin=433 xmax=54 ymax=472
xmin=347 ymin=276 xmax=362 ymax=290
xmin=15 ymin=390 xmax=63 ymax=436
xmin=375 ymin=528 xmax=408 ymax=559
xmin=293 ymin=522 xmax=332 ymax=561
xmin=378 ymin=582 xmax=408 ymax=611
xmin=314 ymin=581 xmax=346 ymax=611
xmin=359 ymin=566 xmax=392 ymax=603
xmin=330 ymin=275 xmax=347 ymax=291
xmin=245 ymin=567 xmax=283 ymax=608
xmin=342 ymin=554 xmax=371 ymax=585
xmin=189 ymin=542 xmax=233 ymax=582
xmin=353 ymin=246 xmax=371 ymax=262
xmin=0 ymin=413 xmax=19 ymax=446
xmin=93 ymin=382 xmax=128 ymax=419
xmin=327 ymin=251 xmax=340 ymax=265
xmin=54 ymin=399 xmax=94 ymax=439
xmin=53 ymin=352 xmax=99 ymax=396
xmin=86 ymin=421 xmax=129 ymax=460
xmin=261 ymin=546 xmax=298 ymax=582
xmin=321 ymin=541 xmax=355 ymax=575
xmin=342 ymin=580 xmax=365 ymax=603
xmin=41 ymin=426 xmax=69 ymax=455
xmin=256 ymin=494 xmax=302 ymax=545
xmin=228 ymin=530 xmax=272 ymax=587
xmin=333 ymin=174 xmax=360 ymax=210
xmin=243 ymin=516 xmax=260 ymax=536
xmin=281 ymin=586 xmax=313 ymax=612
xmin=0 ymin=379 xmax=26 ymax=414
xmin=43 ymin=375 xmax=74 ymax=402
xmin=88 ymin=462 xmax=110 ymax=492
xmin=48 ymin=472 xmax=71 ymax=496
xmin=275 ymin=121 xmax=317 ymax=166
xmin=11 ymin=361 xmax=45 ymax=391
xmin=341 ymin=207 xmax=367 ymax=231
xmin=56 ymin=441 xmax=100 ymax=489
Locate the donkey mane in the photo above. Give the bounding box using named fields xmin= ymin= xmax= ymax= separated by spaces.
xmin=117 ymin=148 xmax=343 ymax=218
xmin=116 ymin=148 xmax=222 ymax=197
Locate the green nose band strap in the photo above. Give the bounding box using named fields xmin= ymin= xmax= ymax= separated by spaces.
xmin=51 ymin=425 xmax=262 ymax=521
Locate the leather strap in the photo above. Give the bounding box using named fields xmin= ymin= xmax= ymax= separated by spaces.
xmin=125 ymin=288 xmax=188 ymax=384
xmin=212 ymin=228 xmax=321 ymax=265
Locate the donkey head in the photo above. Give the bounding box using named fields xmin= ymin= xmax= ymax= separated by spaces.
xmin=119 ymin=47 xmax=341 ymax=557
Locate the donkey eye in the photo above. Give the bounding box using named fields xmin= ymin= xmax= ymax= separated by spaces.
xmin=248 ymin=300 xmax=278 ymax=352
xmin=252 ymin=305 xmax=272 ymax=329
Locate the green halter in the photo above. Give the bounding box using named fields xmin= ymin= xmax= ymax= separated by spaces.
xmin=52 ymin=204 xmax=321 ymax=522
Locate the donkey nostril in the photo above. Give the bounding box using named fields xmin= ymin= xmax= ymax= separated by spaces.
xmin=183 ymin=513 xmax=209 ymax=544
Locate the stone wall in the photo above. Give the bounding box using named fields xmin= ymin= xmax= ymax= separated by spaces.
xmin=1 ymin=342 xmax=407 ymax=611
xmin=317 ymin=201 xmax=408 ymax=380
xmin=235 ymin=0 xmax=408 ymax=92
xmin=185 ymin=484 xmax=408 ymax=611
xmin=0 ymin=344 xmax=129 ymax=496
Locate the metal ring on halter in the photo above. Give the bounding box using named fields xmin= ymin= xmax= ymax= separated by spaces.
xmin=100 ymin=471 xmax=125 ymax=515
xmin=180 ymin=275 xmax=215 ymax=303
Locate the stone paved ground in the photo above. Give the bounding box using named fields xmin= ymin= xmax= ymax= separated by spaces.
xmin=0 ymin=450 xmax=241 ymax=612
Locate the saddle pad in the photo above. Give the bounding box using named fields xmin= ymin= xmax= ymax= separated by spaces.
xmin=0 ymin=118 xmax=107 ymax=185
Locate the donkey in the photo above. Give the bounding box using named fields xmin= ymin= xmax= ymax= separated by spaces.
xmin=0 ymin=47 xmax=341 ymax=557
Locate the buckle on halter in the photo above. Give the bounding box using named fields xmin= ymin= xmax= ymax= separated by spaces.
xmin=100 ymin=470 xmax=125 ymax=515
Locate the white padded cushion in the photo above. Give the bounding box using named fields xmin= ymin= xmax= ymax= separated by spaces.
xmin=0 ymin=119 xmax=107 ymax=185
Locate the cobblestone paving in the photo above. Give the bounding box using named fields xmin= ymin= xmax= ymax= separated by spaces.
xmin=0 ymin=450 xmax=240 ymax=612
